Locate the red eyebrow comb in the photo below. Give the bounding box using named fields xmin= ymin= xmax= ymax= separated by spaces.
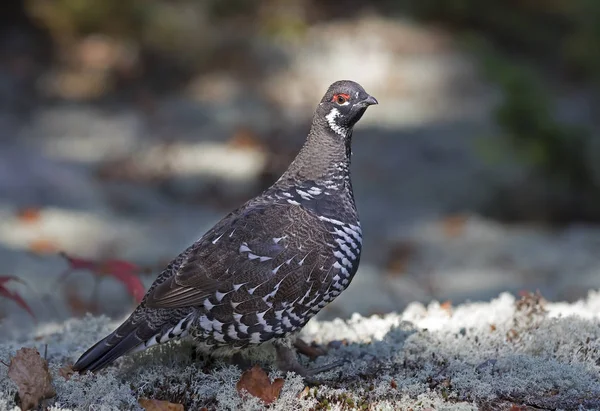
xmin=332 ymin=93 xmax=350 ymax=102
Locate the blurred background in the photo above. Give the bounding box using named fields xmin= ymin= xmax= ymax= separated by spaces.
xmin=2 ymin=0 xmax=600 ymax=335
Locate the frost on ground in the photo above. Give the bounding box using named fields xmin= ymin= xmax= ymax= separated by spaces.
xmin=1 ymin=292 xmax=600 ymax=411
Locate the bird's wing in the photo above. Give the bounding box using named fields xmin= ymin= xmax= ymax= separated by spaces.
xmin=144 ymin=201 xmax=338 ymax=314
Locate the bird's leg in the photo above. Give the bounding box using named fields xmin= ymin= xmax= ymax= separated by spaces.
xmin=274 ymin=343 xmax=345 ymax=384
xmin=294 ymin=338 xmax=328 ymax=359
xmin=230 ymin=352 xmax=252 ymax=371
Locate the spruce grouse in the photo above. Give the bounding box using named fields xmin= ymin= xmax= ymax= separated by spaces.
xmin=73 ymin=80 xmax=378 ymax=378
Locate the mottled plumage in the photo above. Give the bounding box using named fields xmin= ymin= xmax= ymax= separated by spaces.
xmin=73 ymin=80 xmax=377 ymax=378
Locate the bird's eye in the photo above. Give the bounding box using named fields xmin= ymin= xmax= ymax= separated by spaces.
xmin=332 ymin=94 xmax=349 ymax=105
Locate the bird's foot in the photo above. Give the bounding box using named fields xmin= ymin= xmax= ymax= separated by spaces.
xmin=275 ymin=343 xmax=346 ymax=385
xmin=294 ymin=338 xmax=328 ymax=360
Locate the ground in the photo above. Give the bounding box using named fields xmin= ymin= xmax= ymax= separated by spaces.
xmin=1 ymin=291 xmax=600 ymax=410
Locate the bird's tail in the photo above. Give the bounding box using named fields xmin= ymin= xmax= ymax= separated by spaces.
xmin=73 ymin=309 xmax=193 ymax=373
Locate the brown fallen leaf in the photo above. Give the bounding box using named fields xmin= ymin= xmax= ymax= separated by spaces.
xmin=236 ymin=365 xmax=284 ymax=404
xmin=440 ymin=300 xmax=453 ymax=315
xmin=384 ymin=240 xmax=416 ymax=275
xmin=29 ymin=238 xmax=59 ymax=255
xmin=297 ymin=386 xmax=310 ymax=399
xmin=440 ymin=214 xmax=468 ymax=238
xmin=65 ymin=286 xmax=99 ymax=316
xmin=227 ymin=127 xmax=265 ymax=151
xmin=7 ymin=347 xmax=56 ymax=410
xmin=138 ymin=398 xmax=184 ymax=411
xmin=59 ymin=364 xmax=74 ymax=381
xmin=16 ymin=207 xmax=42 ymax=224
xmin=506 ymin=328 xmax=520 ymax=342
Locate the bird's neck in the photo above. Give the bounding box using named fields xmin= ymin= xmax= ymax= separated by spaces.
xmin=277 ymin=115 xmax=353 ymax=191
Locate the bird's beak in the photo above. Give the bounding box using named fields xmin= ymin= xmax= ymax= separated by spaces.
xmin=361 ymin=95 xmax=378 ymax=106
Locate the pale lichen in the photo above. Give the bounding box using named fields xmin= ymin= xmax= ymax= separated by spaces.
xmin=2 ymin=291 xmax=600 ymax=410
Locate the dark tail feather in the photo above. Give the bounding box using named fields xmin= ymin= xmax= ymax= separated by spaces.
xmin=73 ymin=319 xmax=156 ymax=373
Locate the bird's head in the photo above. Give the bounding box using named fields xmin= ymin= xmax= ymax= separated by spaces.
xmin=317 ymin=80 xmax=378 ymax=137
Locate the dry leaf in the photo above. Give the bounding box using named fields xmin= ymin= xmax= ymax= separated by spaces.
xmin=236 ymin=365 xmax=284 ymax=404
xmin=59 ymin=364 xmax=74 ymax=380
xmin=297 ymin=386 xmax=310 ymax=399
xmin=29 ymin=238 xmax=59 ymax=254
xmin=65 ymin=287 xmax=99 ymax=316
xmin=440 ymin=214 xmax=468 ymax=238
xmin=7 ymin=347 xmax=56 ymax=410
xmin=440 ymin=300 xmax=453 ymax=314
xmin=138 ymin=398 xmax=184 ymax=411
xmin=384 ymin=240 xmax=416 ymax=275
xmin=16 ymin=207 xmax=42 ymax=224
xmin=506 ymin=328 xmax=520 ymax=342
xmin=228 ymin=128 xmax=265 ymax=151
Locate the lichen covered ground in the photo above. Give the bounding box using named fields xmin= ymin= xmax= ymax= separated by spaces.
xmin=2 ymin=291 xmax=600 ymax=410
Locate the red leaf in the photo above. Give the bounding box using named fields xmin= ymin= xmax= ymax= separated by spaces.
xmin=59 ymin=253 xmax=145 ymax=303
xmin=58 ymin=252 xmax=97 ymax=271
xmin=100 ymin=260 xmax=139 ymax=275
xmin=100 ymin=260 xmax=145 ymax=303
xmin=0 ymin=276 xmax=36 ymax=319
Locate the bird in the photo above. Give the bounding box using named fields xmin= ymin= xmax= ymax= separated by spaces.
xmin=72 ymin=80 xmax=378 ymax=379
